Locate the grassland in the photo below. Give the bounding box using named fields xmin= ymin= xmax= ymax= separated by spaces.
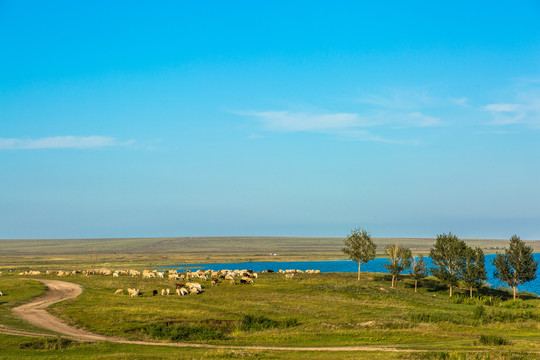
xmin=1 ymin=271 xmax=539 ymax=359
xmin=0 ymin=236 xmax=539 ymax=359
xmin=2 ymin=236 xmax=538 ymax=271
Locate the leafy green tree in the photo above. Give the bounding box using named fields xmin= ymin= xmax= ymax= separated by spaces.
xmin=462 ymin=246 xmax=487 ymax=298
xmin=493 ymin=235 xmax=538 ymax=300
xmin=409 ymin=255 xmax=428 ymax=292
xmin=383 ymin=243 xmax=412 ymax=287
xmin=342 ymin=228 xmax=377 ymax=281
xmin=429 ymin=232 xmax=467 ymax=297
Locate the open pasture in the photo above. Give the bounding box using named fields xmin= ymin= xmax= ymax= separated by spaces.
xmin=2 ymin=236 xmax=538 ymax=272
xmin=1 ymin=236 xmax=539 ymax=359
xmin=1 ymin=269 xmax=538 ymax=358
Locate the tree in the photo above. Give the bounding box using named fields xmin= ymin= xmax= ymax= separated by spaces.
xmin=409 ymin=255 xmax=428 ymax=293
xmin=383 ymin=243 xmax=412 ymax=288
xmin=429 ymin=232 xmax=467 ymax=297
xmin=462 ymin=246 xmax=487 ymax=298
xmin=342 ymin=227 xmax=377 ymax=281
xmin=493 ymin=235 xmax=538 ymax=300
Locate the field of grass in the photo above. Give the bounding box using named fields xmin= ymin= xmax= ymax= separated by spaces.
xmin=1 ymin=270 xmax=539 ymax=359
xmin=2 ymin=236 xmax=538 ymax=271
xmin=0 ymin=236 xmax=539 ymax=359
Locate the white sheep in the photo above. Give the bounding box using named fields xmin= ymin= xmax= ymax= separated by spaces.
xmin=127 ymin=288 xmax=140 ymax=297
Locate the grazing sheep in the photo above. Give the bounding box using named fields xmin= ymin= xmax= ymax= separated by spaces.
xmin=176 ymin=287 xmax=189 ymax=296
xmin=166 ymin=288 xmax=170 ymax=295
xmin=152 ymin=290 xmax=158 ymax=296
xmin=113 ymin=272 xmax=119 ymax=277
xmin=211 ymin=278 xmax=219 ymax=286
xmin=115 ymin=289 xmax=123 ymax=295
xmin=240 ymin=276 xmax=253 ymax=284
xmin=229 ymin=279 xmax=236 ymax=285
xmin=224 ymin=274 xmax=234 ymax=281
xmin=186 ymin=282 xmax=202 ymax=292
xmin=127 ymin=288 xmax=140 ymax=297
xmin=0 ymin=291 xmax=3 ymax=296
xmin=161 ymin=289 xmax=166 ymax=296
xmin=285 ymin=273 xmax=295 ymax=279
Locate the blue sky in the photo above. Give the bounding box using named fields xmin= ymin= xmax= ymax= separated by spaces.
xmin=1 ymin=1 xmax=539 ymax=239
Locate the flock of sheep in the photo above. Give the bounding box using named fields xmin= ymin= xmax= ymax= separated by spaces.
xmin=7 ymin=268 xmax=321 ymax=298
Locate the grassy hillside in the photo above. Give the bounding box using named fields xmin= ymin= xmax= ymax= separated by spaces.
xmin=2 ymin=236 xmax=537 ymax=261
xmin=1 ymin=270 xmax=538 ymax=359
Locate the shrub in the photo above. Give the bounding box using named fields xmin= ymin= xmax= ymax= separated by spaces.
xmin=19 ymin=338 xmax=78 ymax=350
xmin=409 ymin=312 xmax=467 ymax=325
xmin=142 ymin=323 xmax=226 ymax=341
xmin=240 ymin=315 xmax=299 ymax=331
xmin=479 ymin=334 xmax=509 ymax=346
xmin=240 ymin=315 xmax=279 ymax=331
xmin=474 ymin=305 xmax=485 ymax=319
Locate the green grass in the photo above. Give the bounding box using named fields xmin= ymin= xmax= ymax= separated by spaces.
xmin=0 ymin=236 xmax=539 ymax=359
xmin=2 ymin=236 xmax=536 ymax=260
xmin=0 ymin=277 xmax=57 ymax=335
xmin=25 ymin=272 xmax=536 ymax=352
xmin=0 ymin=271 xmax=539 ymax=358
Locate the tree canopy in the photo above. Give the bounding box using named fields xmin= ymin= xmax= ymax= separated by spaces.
xmin=462 ymin=246 xmax=487 ymax=298
xmin=342 ymin=227 xmax=377 ymax=281
xmin=429 ymin=232 xmax=467 ymax=297
xmin=493 ymin=235 xmax=538 ymax=300
xmin=383 ymin=243 xmax=412 ymax=287
xmin=409 ymin=256 xmax=428 ymax=292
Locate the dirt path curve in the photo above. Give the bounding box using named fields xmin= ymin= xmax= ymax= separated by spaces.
xmin=6 ymin=279 xmax=419 ymax=352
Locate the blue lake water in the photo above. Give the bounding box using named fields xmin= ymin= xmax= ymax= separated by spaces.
xmin=162 ymin=253 xmax=540 ymax=296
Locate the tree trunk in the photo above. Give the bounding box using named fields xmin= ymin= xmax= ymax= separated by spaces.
xmin=470 ymin=286 xmax=473 ymax=298
xmin=414 ymin=280 xmax=417 ymax=293
xmin=513 ymin=286 xmax=516 ymax=301
xmin=391 ymin=275 xmax=395 ymax=288
xmin=449 ymin=285 xmax=453 ymax=297
xmin=357 ymin=262 xmax=361 ymax=281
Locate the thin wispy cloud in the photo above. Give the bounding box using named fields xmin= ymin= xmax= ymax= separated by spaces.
xmin=233 ymin=110 xmax=430 ymax=144
xmin=450 ymin=97 xmax=469 ymax=107
xmin=237 ymin=111 xmax=359 ymax=132
xmin=0 ymin=136 xmax=134 ymax=150
xmin=483 ymin=81 xmax=540 ymax=129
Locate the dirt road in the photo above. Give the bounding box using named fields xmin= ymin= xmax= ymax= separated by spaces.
xmin=5 ymin=279 xmax=418 ymax=352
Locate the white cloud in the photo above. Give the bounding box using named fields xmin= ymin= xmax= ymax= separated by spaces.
xmin=484 ymin=103 xmax=522 ymax=112
xmin=450 ymin=97 xmax=469 ymax=106
xmin=0 ymin=136 xmax=133 ymax=150
xmin=483 ymin=82 xmax=540 ymax=129
xmin=239 ymin=111 xmax=359 ymax=132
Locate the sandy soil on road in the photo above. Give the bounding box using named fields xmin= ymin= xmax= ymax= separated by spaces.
xmin=3 ymin=279 xmax=418 ymax=352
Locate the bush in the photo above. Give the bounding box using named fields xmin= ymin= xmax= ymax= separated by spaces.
xmin=142 ymin=323 xmax=226 ymax=341
xmin=409 ymin=312 xmax=467 ymax=325
xmin=479 ymin=334 xmax=509 ymax=346
xmin=474 ymin=305 xmax=485 ymax=319
xmin=240 ymin=315 xmax=299 ymax=331
xmin=19 ymin=338 xmax=78 ymax=350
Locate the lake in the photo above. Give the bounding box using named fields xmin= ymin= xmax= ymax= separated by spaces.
xmin=162 ymin=253 xmax=540 ymax=296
